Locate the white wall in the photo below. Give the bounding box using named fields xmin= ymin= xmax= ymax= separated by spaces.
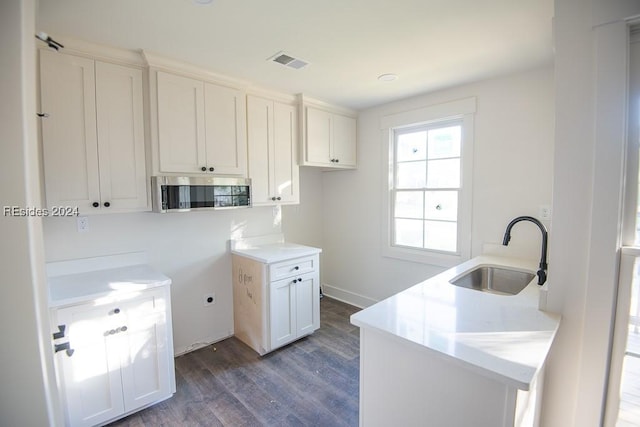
xmin=283 ymin=167 xmax=324 ymax=250
xmin=43 ymin=207 xmax=281 ymax=354
xmin=319 ymin=66 xmax=555 ymax=306
xmin=0 ymin=0 xmax=60 ymax=425
xmin=541 ymin=1 xmax=640 ymax=425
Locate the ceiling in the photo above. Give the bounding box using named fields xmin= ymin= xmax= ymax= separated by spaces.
xmin=37 ymin=0 xmax=554 ymax=111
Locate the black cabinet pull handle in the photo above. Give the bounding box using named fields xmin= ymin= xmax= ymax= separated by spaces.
xmin=52 ymin=324 xmax=66 ymax=340
xmin=104 ymin=202 xmax=110 ymax=208
xmin=294 ymin=266 xmax=299 ymax=270
xmin=276 ymin=197 xmax=281 ymax=200
xmin=201 ymin=166 xmax=207 ymax=172
xmin=37 ymin=112 xmax=50 ymax=118
xmin=113 ymin=308 xmax=120 ymax=314
xmin=54 ymin=342 xmax=74 ymax=357
xmin=209 ymin=167 xmax=214 ymax=172
xmin=92 ymin=202 xmax=99 ymax=208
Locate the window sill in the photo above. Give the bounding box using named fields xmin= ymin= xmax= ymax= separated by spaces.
xmin=382 ymin=245 xmax=467 ymax=268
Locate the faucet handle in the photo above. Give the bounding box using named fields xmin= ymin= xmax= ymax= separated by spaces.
xmin=537 ymin=269 xmax=547 ymax=286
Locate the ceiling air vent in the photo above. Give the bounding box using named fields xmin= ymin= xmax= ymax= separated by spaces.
xmin=269 ymin=51 xmax=309 ymax=70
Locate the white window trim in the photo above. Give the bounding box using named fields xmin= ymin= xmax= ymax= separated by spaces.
xmin=381 ymin=97 xmax=476 ymax=267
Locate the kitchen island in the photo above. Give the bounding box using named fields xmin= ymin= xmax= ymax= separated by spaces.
xmin=350 ymin=255 xmax=560 ymax=427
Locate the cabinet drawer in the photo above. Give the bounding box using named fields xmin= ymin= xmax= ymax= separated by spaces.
xmin=270 ymin=255 xmax=318 ymax=281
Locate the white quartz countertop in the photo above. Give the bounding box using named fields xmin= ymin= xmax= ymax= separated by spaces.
xmin=350 ymin=255 xmax=560 ymax=390
xmin=48 ymin=264 xmax=172 ymax=308
xmin=231 ymin=242 xmax=322 ymax=264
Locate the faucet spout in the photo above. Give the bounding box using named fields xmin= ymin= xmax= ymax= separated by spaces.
xmin=502 ymin=216 xmax=548 ymax=285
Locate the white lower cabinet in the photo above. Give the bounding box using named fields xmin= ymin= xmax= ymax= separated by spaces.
xmin=52 ymin=287 xmax=174 ymax=426
xmin=358 ymin=327 xmax=544 ymax=427
xmin=233 ymin=251 xmax=320 ymax=355
xmin=269 ymin=272 xmax=317 ymax=349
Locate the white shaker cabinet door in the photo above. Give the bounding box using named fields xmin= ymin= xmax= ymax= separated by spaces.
xmin=295 ymin=273 xmax=320 ymax=337
xmin=54 ymin=303 xmax=125 ymax=427
xmin=270 ymin=277 xmax=296 ymax=349
xmin=119 ymin=289 xmax=172 ymax=411
xmin=247 ymin=95 xmax=299 ymax=206
xmin=304 ymin=106 xmax=332 ymax=165
xmin=156 ymin=71 xmax=207 ymax=174
xmin=331 ymin=112 xmax=357 ymax=168
xmin=40 ymin=50 xmax=101 ymax=211
xmin=273 ymin=102 xmax=299 ymax=203
xmin=204 ymin=83 xmax=247 ymax=175
xmin=95 ymin=61 xmax=148 ymax=211
xmin=247 ymin=95 xmax=274 ymax=205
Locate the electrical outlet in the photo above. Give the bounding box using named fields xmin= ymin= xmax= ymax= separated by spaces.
xmin=76 ymin=216 xmax=89 ymax=232
xmin=203 ymin=293 xmax=215 ymax=307
xmin=539 ymin=205 xmax=552 ymax=220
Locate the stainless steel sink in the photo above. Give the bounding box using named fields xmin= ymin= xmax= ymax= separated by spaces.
xmin=449 ymin=266 xmax=535 ymax=295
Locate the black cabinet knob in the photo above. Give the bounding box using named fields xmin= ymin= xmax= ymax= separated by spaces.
xmin=92 ymin=202 xmax=99 ymax=208
xmin=121 ymin=326 xmax=128 ymax=332
xmin=276 ymin=197 xmax=281 ymax=201
xmin=209 ymin=167 xmax=214 ymax=172
xmin=113 ymin=308 xmax=120 ymax=314
xmin=297 ymin=278 xmax=303 ymax=283
xmin=271 ymin=197 xmax=276 ymax=201
xmin=104 ymin=202 xmax=110 ymax=208
xmin=335 ymin=159 xmax=339 ymax=163
xmin=201 ymin=166 xmax=207 ymax=171
xmin=294 ymin=266 xmax=299 ymax=270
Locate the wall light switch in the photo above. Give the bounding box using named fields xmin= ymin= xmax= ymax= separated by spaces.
xmin=76 ymin=216 xmax=89 ymax=232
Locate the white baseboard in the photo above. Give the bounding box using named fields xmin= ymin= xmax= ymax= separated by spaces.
xmin=322 ymin=283 xmax=378 ymax=308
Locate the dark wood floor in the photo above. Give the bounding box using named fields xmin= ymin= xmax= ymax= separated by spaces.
xmin=108 ymin=297 xmax=361 ymax=427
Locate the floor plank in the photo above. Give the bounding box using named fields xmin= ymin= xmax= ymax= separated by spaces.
xmin=107 ymin=297 xmax=361 ymax=427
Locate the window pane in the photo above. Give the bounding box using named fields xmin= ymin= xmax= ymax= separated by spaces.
xmin=424 ymin=221 xmax=457 ymax=252
xmin=395 ymin=219 xmax=423 ymax=248
xmin=428 ymin=126 xmax=461 ymax=159
xmin=397 ymin=161 xmax=426 ymax=189
xmin=427 ymin=159 xmax=460 ymax=188
xmin=397 ymin=131 xmax=427 ymax=162
xmin=395 ymin=191 xmax=424 ymax=219
xmin=424 ymin=191 xmax=458 ymax=221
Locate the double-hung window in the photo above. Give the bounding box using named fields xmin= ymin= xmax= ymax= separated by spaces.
xmin=381 ymin=97 xmax=475 ymax=267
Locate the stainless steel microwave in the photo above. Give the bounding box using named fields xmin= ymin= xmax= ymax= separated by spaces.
xmin=151 ymin=176 xmax=251 ymax=213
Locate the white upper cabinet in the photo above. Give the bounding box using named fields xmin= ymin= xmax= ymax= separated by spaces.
xmin=153 ymin=69 xmax=247 ymax=176
xmin=330 ymin=111 xmax=357 ymax=166
xmin=247 ymin=94 xmax=299 ymax=205
xmin=204 ymin=83 xmax=247 ymax=175
xmin=300 ymin=97 xmax=357 ymax=169
xmin=156 ymin=71 xmax=206 ymax=174
xmin=39 ymin=49 xmax=149 ymax=214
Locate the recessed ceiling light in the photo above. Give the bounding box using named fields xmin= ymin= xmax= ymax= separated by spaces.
xmin=193 ymin=0 xmax=214 ymax=4
xmin=378 ymin=73 xmax=398 ymax=82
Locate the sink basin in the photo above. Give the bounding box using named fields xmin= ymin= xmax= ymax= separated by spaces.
xmin=449 ymin=266 xmax=535 ymax=295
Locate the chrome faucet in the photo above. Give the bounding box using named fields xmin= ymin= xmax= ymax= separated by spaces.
xmin=502 ymin=216 xmax=548 ymax=285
